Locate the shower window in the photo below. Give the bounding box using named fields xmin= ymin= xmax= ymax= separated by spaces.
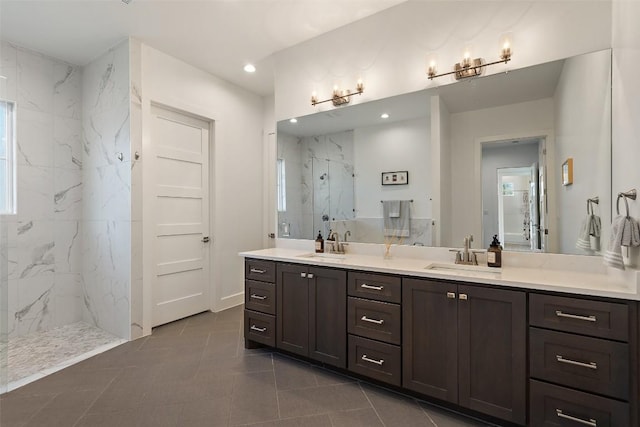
xmin=277 ymin=158 xmax=286 ymax=212
xmin=0 ymin=100 xmax=16 ymax=214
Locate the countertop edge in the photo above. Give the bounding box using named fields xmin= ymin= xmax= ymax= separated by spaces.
xmin=239 ymin=249 xmax=640 ymax=302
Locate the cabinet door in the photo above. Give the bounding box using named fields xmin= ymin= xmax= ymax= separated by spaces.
xmin=458 ymin=285 xmax=526 ymax=425
xmin=402 ymin=278 xmax=458 ymax=403
xmin=276 ymin=263 xmax=309 ymax=356
xmin=309 ymin=266 xmax=347 ymax=368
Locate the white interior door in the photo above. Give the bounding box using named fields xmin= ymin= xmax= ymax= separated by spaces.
xmin=151 ymin=105 xmax=210 ymax=327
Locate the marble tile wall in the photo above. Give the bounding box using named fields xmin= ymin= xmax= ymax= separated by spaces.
xmin=81 ymin=40 xmax=131 ymax=340
xmin=1 ymin=41 xmax=84 ymax=339
xmin=330 ymin=218 xmax=434 ymax=246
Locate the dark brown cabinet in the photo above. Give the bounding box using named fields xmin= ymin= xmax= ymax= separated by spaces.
xmin=403 ymin=278 xmax=526 ymax=425
xmin=276 ymin=263 xmax=347 ymax=368
xmin=244 ymin=259 xmax=277 ymax=348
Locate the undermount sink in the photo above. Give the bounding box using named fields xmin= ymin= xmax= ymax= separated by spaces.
xmin=297 ymin=252 xmax=347 ymax=260
xmin=425 ymin=262 xmax=501 ymax=276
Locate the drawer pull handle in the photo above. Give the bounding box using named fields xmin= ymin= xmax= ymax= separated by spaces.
xmin=556 ymin=355 xmax=597 ymax=370
xmin=361 ymin=315 xmax=384 ymax=325
xmin=250 ymin=268 xmax=266 ymax=274
xmin=447 ymin=292 xmax=456 ymax=299
xmin=250 ymin=325 xmax=267 ymax=333
xmin=556 ymin=409 xmax=597 ymax=427
xmin=361 ymin=284 xmax=384 ymax=291
xmin=555 ymin=310 xmax=596 ymax=322
xmin=250 ymin=294 xmax=267 ymax=300
xmin=361 ymin=355 xmax=385 ymax=366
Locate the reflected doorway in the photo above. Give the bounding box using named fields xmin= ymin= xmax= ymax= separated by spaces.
xmin=481 ymin=137 xmax=546 ymax=252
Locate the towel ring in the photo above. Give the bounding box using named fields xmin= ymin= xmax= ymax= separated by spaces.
xmin=616 ymin=190 xmax=637 ymax=217
xmin=586 ymin=197 xmax=599 ymax=215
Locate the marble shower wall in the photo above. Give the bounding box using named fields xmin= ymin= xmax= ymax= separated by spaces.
xmin=0 ymin=41 xmax=84 ymax=339
xmin=81 ymin=41 xmax=131 ymax=340
xmin=302 ymin=131 xmax=355 ymax=239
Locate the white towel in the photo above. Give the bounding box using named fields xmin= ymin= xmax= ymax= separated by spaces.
xmin=386 ymin=200 xmax=401 ymax=218
xmin=604 ymin=215 xmax=640 ymax=270
xmin=383 ymin=200 xmax=410 ymax=237
xmin=577 ymin=214 xmax=601 ymax=253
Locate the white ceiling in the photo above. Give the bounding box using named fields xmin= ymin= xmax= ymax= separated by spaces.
xmin=0 ymin=0 xmax=404 ymax=96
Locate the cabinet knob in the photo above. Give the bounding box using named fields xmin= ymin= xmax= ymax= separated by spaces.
xmin=307 ymin=273 xmax=314 ymax=279
xmin=459 ymin=294 xmax=468 ymax=300
xmin=447 ymin=292 xmax=456 ymax=299
xmin=301 ymin=272 xmax=307 ymax=278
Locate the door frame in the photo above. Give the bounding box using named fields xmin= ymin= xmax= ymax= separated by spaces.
xmin=474 ymin=130 xmax=555 ymax=250
xmin=142 ymin=97 xmax=216 ymax=337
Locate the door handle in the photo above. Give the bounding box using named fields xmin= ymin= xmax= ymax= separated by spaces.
xmin=202 ymin=236 xmax=210 ymax=243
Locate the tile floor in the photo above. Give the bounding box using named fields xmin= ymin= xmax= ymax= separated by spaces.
xmin=0 ymin=305 xmax=494 ymax=426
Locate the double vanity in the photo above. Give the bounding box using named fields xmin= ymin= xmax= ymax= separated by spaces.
xmin=241 ymin=245 xmax=639 ymax=426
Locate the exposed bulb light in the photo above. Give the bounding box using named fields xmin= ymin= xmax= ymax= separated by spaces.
xmin=289 ymin=118 xmax=298 ymax=124
xmin=311 ymin=80 xmax=365 ymax=107
xmin=243 ymin=64 xmax=256 ymax=73
xmin=381 ymin=113 xmax=389 ymax=119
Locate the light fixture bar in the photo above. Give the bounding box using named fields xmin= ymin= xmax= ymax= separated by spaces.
xmin=428 ymin=56 xmax=511 ymax=80
xmin=311 ymin=80 xmax=364 ymax=107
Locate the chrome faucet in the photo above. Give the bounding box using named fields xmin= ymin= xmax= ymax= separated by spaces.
xmin=452 ymin=235 xmax=479 ymax=265
xmin=330 ymin=231 xmax=344 ymax=254
xmin=344 ymin=230 xmax=351 ymax=243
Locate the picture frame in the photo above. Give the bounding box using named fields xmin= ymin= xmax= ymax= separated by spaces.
xmin=562 ymin=158 xmax=573 ymax=186
xmin=381 ymin=171 xmax=409 ymax=186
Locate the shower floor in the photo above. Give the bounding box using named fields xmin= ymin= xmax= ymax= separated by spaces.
xmin=4 ymin=322 xmax=125 ymax=392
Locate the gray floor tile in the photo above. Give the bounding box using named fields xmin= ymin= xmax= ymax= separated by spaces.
xmin=273 ymin=354 xmax=317 ymax=391
xmin=328 ymin=408 xmax=385 ymax=427
xmin=362 ymin=383 xmax=434 ymax=427
xmin=240 ymin=414 xmax=332 ymax=427
xmin=4 ymin=305 xmax=499 ymax=427
xmin=277 ymin=382 xmax=370 ymax=419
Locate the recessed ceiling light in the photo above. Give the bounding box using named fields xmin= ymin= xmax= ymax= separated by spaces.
xmin=381 ymin=113 xmax=390 ymax=119
xmin=244 ymin=64 xmax=256 ymax=73
xmin=289 ymin=118 xmax=298 ymax=124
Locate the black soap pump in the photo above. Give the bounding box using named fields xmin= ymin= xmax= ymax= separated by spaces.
xmin=487 ymin=235 xmax=502 ymax=268
xmin=315 ymin=231 xmax=324 ymax=253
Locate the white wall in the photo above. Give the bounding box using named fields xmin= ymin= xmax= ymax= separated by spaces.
xmin=273 ymin=1 xmax=611 ymax=121
xmin=82 ymin=40 xmax=131 ymax=340
xmin=553 ymin=50 xmax=611 ymax=256
xmin=139 ymin=44 xmax=264 ymax=334
xmin=612 ymin=0 xmax=640 ymax=268
xmin=354 ymin=117 xmax=431 ymax=219
xmin=449 ymin=98 xmax=554 ymax=249
xmin=1 ymin=41 xmax=84 ymax=338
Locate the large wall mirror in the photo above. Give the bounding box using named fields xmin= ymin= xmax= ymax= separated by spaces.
xmin=277 ymin=49 xmax=611 ymax=256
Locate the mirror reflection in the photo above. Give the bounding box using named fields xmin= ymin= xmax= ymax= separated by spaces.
xmin=277 ymin=49 xmax=611 ymax=256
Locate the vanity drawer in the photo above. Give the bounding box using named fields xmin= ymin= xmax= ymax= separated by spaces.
xmin=529 ymin=293 xmax=629 ymax=341
xmin=530 ymin=328 xmax=629 ymax=400
xmin=244 ymin=310 xmax=276 ymax=347
xmin=348 ymin=335 xmax=401 ymax=387
xmin=348 ymin=297 xmax=401 ymax=345
xmin=245 ymin=280 xmax=276 ymax=315
xmin=245 ymin=259 xmax=276 ymax=283
xmin=348 ymin=272 xmax=401 ymax=303
xmin=530 ymin=379 xmax=629 ymax=427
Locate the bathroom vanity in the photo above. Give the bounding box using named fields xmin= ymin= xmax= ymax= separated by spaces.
xmin=241 ymin=247 xmax=639 ymax=426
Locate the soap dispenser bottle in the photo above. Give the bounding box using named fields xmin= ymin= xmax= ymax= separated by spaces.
xmin=487 ymin=235 xmax=502 ymax=268
xmin=315 ymin=231 xmax=324 ymax=253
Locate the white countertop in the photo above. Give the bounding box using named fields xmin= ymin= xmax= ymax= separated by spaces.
xmin=239 ymin=247 xmax=640 ymax=301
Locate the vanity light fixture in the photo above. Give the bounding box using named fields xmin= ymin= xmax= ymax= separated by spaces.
xmin=311 ymin=79 xmax=364 ymax=107
xmin=427 ymin=41 xmax=512 ymax=81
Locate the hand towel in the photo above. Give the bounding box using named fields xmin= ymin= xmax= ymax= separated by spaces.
xmin=576 ymin=217 xmax=592 ymax=252
xmin=604 ymin=215 xmax=640 ymax=270
xmin=387 ymin=200 xmax=401 ymax=218
xmin=383 ymin=200 xmax=410 ymax=237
